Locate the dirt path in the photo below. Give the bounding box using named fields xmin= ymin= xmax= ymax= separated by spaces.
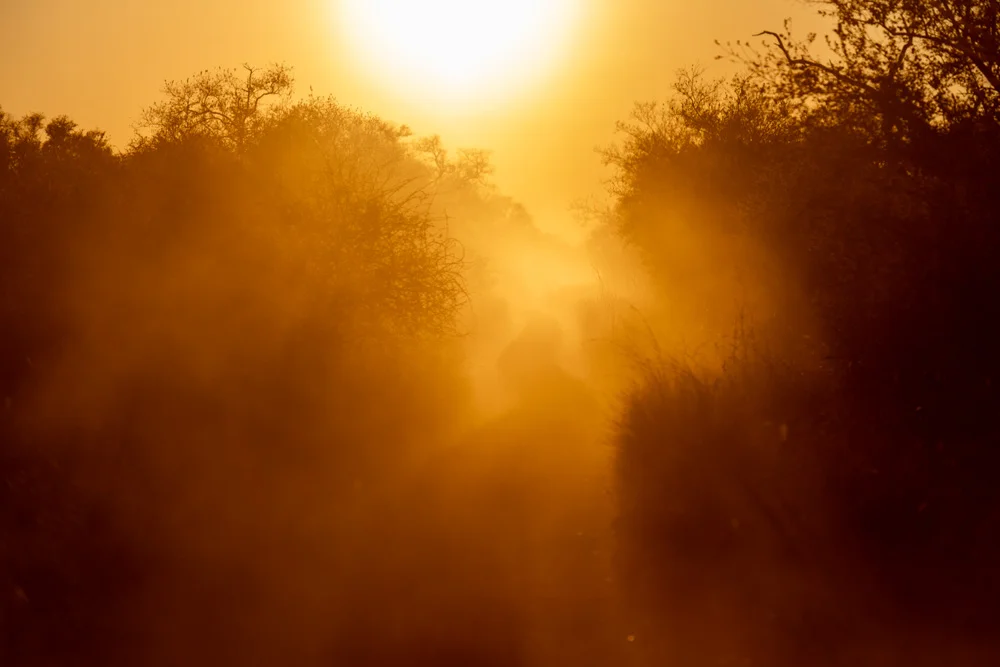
xmin=393 ymin=366 xmax=638 ymax=666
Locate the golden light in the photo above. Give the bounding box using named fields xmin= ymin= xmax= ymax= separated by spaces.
xmin=337 ymin=0 xmax=580 ymax=108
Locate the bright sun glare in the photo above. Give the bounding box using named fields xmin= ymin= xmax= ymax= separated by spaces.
xmin=339 ymin=0 xmax=578 ymax=106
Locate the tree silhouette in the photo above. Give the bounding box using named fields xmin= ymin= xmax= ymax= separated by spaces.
xmin=135 ymin=63 xmax=293 ymax=151
xmin=729 ymin=1 xmax=1000 ymax=152
xmin=0 ymin=65 xmax=497 ymax=665
xmin=611 ymin=4 xmax=1000 ymax=663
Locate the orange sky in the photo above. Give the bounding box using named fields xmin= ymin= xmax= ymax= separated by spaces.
xmin=1 ymin=0 xmax=819 ymax=235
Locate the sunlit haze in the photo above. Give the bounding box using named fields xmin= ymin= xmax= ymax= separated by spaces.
xmin=0 ymin=0 xmax=820 ymax=236
xmin=4 ymin=0 xmax=999 ymax=665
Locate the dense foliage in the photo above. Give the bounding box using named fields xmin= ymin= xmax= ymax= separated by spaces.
xmin=0 ymin=65 xmax=490 ymax=665
xmin=610 ymin=2 xmax=1000 ymax=664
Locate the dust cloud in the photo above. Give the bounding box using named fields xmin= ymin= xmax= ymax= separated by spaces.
xmin=0 ymin=76 xmax=644 ymax=666
xmin=6 ymin=1 xmax=1000 ymax=664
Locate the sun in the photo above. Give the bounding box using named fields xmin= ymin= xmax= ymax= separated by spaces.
xmin=338 ymin=0 xmax=579 ymax=107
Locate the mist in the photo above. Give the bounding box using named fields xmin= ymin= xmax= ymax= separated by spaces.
xmin=5 ymin=1 xmax=1000 ymax=666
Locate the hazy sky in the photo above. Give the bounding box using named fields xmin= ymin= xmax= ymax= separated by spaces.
xmin=1 ymin=0 xmax=819 ymax=234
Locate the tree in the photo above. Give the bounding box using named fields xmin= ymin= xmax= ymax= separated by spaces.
xmin=247 ymin=95 xmax=468 ymax=339
xmin=1 ymin=67 xmax=492 ymax=665
xmin=135 ymin=63 xmax=293 ymax=151
xmin=728 ymin=1 xmax=1000 ymax=154
xmin=727 ymin=0 xmax=1000 ymax=395
xmin=600 ymin=69 xmax=807 ymax=351
xmin=1 ymin=110 xmax=127 ymax=666
xmin=132 ymin=63 xmax=474 ymax=339
xmin=608 ymin=15 xmax=1000 ymax=657
xmin=0 ymin=110 xmax=115 ymax=395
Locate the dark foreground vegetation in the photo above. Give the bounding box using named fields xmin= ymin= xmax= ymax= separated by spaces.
xmin=0 ymin=62 xmax=515 ymax=665
xmin=1 ymin=60 xmax=620 ymax=667
xmin=611 ymin=1 xmax=1000 ymax=664
xmin=3 ymin=1 xmax=1000 ymax=665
